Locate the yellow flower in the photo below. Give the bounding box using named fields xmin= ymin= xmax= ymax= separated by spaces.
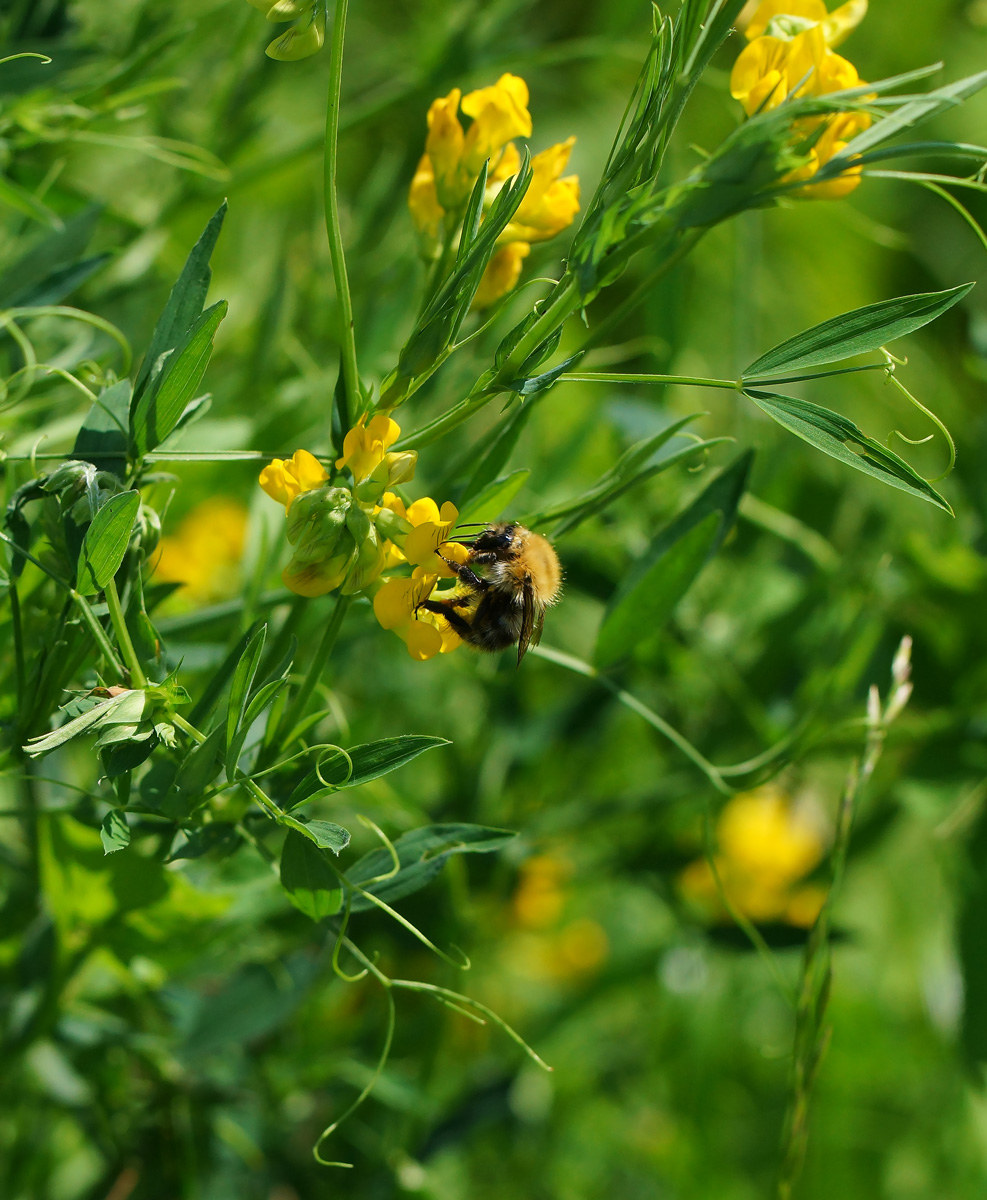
xmin=742 ymin=0 xmax=867 ymax=46
xmin=403 ymin=499 xmax=463 ymax=574
xmin=730 ymin=1 xmax=870 ymax=199
xmin=258 ymin=449 xmax=328 ymax=510
xmin=335 ymin=414 xmax=401 ymax=483
xmin=372 ymin=567 xmax=461 ymax=661
xmin=409 ymin=154 xmax=444 ymax=241
xmin=500 ymin=137 xmax=580 ymax=243
xmin=460 ymin=74 xmax=532 ymax=179
xmin=408 ymin=75 xmax=578 ymax=306
xmin=421 ymin=75 xmax=531 ymax=213
xmin=678 ymin=785 xmax=827 ymax=928
xmin=472 ymin=242 xmax=530 ymax=309
xmin=153 ymin=498 xmax=248 ymax=605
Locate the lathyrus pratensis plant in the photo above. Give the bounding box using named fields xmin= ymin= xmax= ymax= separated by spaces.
xmin=2 ymin=0 xmax=984 ymax=1176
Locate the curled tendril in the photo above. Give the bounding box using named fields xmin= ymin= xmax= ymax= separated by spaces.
xmin=315 ymin=743 xmax=353 ymax=789
xmin=312 ymin=986 xmax=396 ymax=1169
xmin=881 ymin=350 xmax=956 ymax=482
xmin=330 ymin=888 xmax=367 ymax=984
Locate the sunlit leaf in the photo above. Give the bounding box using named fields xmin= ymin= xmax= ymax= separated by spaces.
xmin=76 ymin=491 xmax=140 ymax=595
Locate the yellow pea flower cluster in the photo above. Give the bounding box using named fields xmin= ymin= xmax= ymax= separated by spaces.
xmin=408 ymin=74 xmax=581 ymax=307
xmin=258 ymin=423 xmax=466 ymax=658
xmin=731 ymin=0 xmax=870 ymax=199
xmin=678 ymin=785 xmax=828 ymax=928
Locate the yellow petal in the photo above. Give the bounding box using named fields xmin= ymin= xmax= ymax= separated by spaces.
xmin=289 ymin=448 xmax=329 ymax=493
xmin=259 ymin=459 xmax=293 ymax=506
xmin=426 ymin=88 xmax=466 ymax=208
xmin=365 ymin=413 xmax=401 ymax=452
xmin=730 ymin=36 xmax=791 ymax=111
xmin=409 ymin=153 xmax=444 ymax=240
xmin=821 ymin=0 xmax=867 ymax=47
xmin=401 ymin=619 xmax=444 ymax=661
xmin=461 ymin=74 xmax=532 ymax=175
xmin=744 ymin=0 xmax=827 ymax=40
xmin=405 ymin=496 xmax=441 ymax=526
xmin=373 ymin=576 xmax=418 ymax=629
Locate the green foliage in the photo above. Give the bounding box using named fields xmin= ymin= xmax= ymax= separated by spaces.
xmin=1 ymin=0 xmax=986 ymax=1196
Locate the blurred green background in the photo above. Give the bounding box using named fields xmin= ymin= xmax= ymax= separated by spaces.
xmin=2 ymin=1 xmax=987 ymax=1197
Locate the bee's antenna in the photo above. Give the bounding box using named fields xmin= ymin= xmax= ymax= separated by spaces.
xmin=451 ymin=522 xmax=488 ymax=529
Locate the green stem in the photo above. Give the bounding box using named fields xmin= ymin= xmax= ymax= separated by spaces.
xmin=69 ymin=590 xmax=126 ymax=682
xmin=171 ymin=712 xmax=283 ymax=822
xmin=279 ymin=592 xmax=351 ymax=742
xmin=9 ymin=582 xmax=25 ymax=711
xmin=324 ymin=0 xmax=359 ymax=431
xmin=103 ymin=576 xmax=146 ymax=688
xmin=530 ymin=644 xmax=733 ymax=795
xmin=561 ymin=371 xmax=740 ymax=389
xmin=489 ymin=277 xmax=580 ymax=391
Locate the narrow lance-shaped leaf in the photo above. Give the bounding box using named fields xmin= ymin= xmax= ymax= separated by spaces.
xmin=594 ymin=451 xmax=753 ymax=668
xmin=226 ymin=624 xmax=267 ymax=753
xmin=73 ymin=379 xmax=132 ymax=478
xmin=76 ymin=490 xmax=140 ymax=596
xmin=130 ymin=300 xmax=227 ymax=456
xmin=346 ymin=824 xmax=516 ymax=912
xmin=134 ymin=200 xmax=227 ymax=396
xmin=743 ymin=284 xmax=974 ymax=380
xmin=746 ymin=389 xmax=952 ymax=514
xmin=287 ymin=735 xmax=451 ymax=809
xmin=458 ymin=470 xmax=530 ymax=526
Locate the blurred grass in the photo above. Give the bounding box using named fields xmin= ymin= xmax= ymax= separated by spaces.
xmin=2 ymin=1 xmax=987 ymax=1198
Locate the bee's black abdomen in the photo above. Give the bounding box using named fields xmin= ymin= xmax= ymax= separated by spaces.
xmin=459 ymin=591 xmax=521 ymax=652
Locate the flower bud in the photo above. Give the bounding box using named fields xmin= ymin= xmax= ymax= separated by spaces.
xmin=285 ymin=486 xmax=351 ymax=552
xmin=341 ymin=524 xmax=386 ymax=594
xmin=266 ymin=10 xmax=325 ymax=60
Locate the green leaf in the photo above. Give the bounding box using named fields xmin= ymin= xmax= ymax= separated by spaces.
xmin=279 ymin=830 xmax=342 ymax=921
xmin=279 ymin=815 xmax=351 ymax=854
xmin=75 ymin=491 xmax=141 ymax=595
xmin=286 ymin=735 xmax=451 ymax=809
xmin=746 ymin=389 xmax=951 ymax=513
xmin=457 ymin=470 xmax=530 ymax=525
xmin=226 ymin=625 xmax=267 ymax=762
xmin=73 ymin=379 xmax=132 ymax=478
xmin=594 ymin=452 xmax=753 ymax=668
xmin=227 ymin=676 xmax=288 ymax=780
xmin=129 ymin=300 xmax=227 ymax=456
xmin=457 ymin=395 xmax=542 ymax=507
xmin=168 ymin=824 xmax=240 ymax=862
xmin=134 ymin=201 xmax=227 ymax=397
xmin=520 ymin=414 xmax=708 ymax=534
xmin=24 ymin=689 xmax=147 ymax=758
xmin=347 ymin=824 xmax=516 ymax=912
xmin=100 ymin=809 xmax=131 ymax=855
xmin=742 ymin=285 xmax=973 ymax=380
xmin=0 ymin=205 xmax=102 ymax=307
xmin=174 ymin=725 xmax=225 ymax=801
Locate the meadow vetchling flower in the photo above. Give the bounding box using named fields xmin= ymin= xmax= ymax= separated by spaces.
xmin=373 ymin=567 xmax=461 ymax=661
xmin=408 ymin=74 xmax=580 ymax=309
xmin=258 ymin=448 xmax=328 ymax=510
xmin=335 ymin=413 xmax=402 ymax=483
xmin=731 ymin=0 xmax=870 ymax=199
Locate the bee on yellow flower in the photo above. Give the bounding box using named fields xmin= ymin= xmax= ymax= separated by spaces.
xmin=408 ymin=73 xmax=580 ymax=308
xmin=679 ymin=785 xmax=829 ymax=929
xmin=731 ymin=0 xmax=871 ymax=199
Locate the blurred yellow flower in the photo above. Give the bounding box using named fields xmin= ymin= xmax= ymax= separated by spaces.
xmin=153 ymin=498 xmax=248 ymax=605
xmin=730 ymin=0 xmax=870 ymax=199
xmin=501 ymin=138 xmax=580 ymax=243
xmin=258 ymin=448 xmax=328 ymax=510
xmin=679 ymin=785 xmax=828 ymax=928
xmin=473 ymin=242 xmax=530 ymax=310
xmin=335 ymin=413 xmax=401 ymax=483
xmin=509 ymin=855 xmax=609 ymax=982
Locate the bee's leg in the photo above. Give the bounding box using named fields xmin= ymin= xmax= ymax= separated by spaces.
xmin=437 ymin=555 xmax=488 ymax=593
xmin=418 ymin=598 xmax=472 ymax=637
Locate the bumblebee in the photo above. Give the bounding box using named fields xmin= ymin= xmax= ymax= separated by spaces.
xmin=418 ymin=523 xmax=562 ymax=666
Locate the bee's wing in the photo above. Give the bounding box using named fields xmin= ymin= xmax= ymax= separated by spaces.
xmin=517 ymin=576 xmax=537 ymax=667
